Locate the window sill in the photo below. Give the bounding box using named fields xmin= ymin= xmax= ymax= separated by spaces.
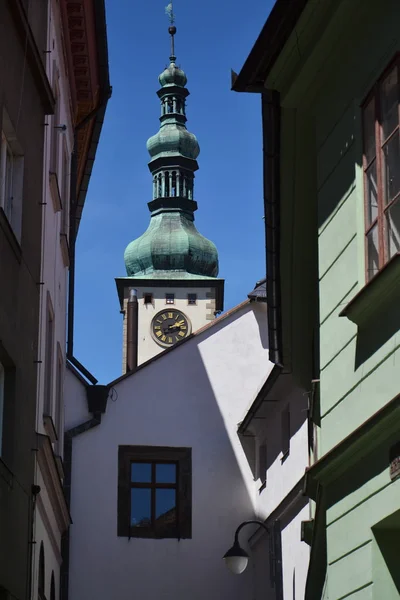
xmin=49 ymin=172 xmax=62 ymax=212
xmin=55 ymin=455 xmax=65 ymax=481
xmin=43 ymin=414 xmax=58 ymax=444
xmin=339 ymin=253 xmax=400 ymax=325
xmin=60 ymin=233 xmax=70 ymax=267
xmin=125 ymin=528 xmax=181 ymax=539
xmin=0 ymin=208 xmax=21 ymax=263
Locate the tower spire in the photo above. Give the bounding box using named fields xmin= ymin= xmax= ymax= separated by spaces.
xmin=165 ymin=2 xmax=176 ymax=61
xmin=123 ymin=5 xmax=219 ymax=280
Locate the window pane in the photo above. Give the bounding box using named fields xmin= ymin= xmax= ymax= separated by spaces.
xmin=131 ymin=462 xmax=152 ymax=483
xmin=366 ymin=224 xmax=379 ymax=280
xmin=365 ymin=161 xmax=378 ymax=226
xmin=156 ymin=463 xmax=176 ymax=483
xmin=385 ymin=196 xmax=400 ymax=259
xmin=130 ymin=488 xmax=151 ymax=527
xmin=381 ymin=66 xmax=399 ymax=141
xmin=155 ymin=489 xmax=176 ymax=523
xmin=382 ymin=131 xmax=400 ymax=205
xmin=363 ymin=97 xmax=376 ymax=164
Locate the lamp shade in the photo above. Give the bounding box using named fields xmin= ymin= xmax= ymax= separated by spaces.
xmin=223 ymin=542 xmax=249 ymax=575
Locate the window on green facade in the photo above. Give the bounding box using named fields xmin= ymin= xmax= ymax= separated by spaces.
xmin=362 ymin=57 xmax=400 ymax=281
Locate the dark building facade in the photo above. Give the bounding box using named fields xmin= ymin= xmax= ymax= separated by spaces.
xmin=0 ymin=2 xmax=54 ymax=600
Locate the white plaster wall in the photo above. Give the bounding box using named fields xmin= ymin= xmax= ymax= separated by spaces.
xmin=254 ymin=390 xmax=309 ymax=519
xmin=67 ymin=302 xmax=271 ymax=600
xmin=64 ymin=367 xmax=91 ymax=431
xmin=251 ymin=386 xmax=310 ymax=598
xmin=250 ymin=503 xmax=310 ymax=600
xmin=281 ymin=504 xmax=310 ymax=600
xmin=33 ymin=1 xmax=74 ymax=599
xmin=32 ymin=466 xmax=62 ymax=600
xmin=125 ymin=285 xmax=218 ymax=366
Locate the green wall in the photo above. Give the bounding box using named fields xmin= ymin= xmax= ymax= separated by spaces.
xmin=265 ymin=0 xmax=400 ymax=597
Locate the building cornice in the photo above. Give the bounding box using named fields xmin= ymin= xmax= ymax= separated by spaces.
xmin=304 ymin=394 xmax=400 ymax=499
xmin=231 ymin=0 xmax=309 ymax=92
xmin=115 ymin=277 xmax=225 ymax=312
xmin=60 ymin=0 xmax=111 ymax=230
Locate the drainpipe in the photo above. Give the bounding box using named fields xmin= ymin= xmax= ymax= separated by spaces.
xmin=126 ymin=288 xmax=138 ymax=372
xmin=261 ymin=90 xmax=283 ymax=367
xmin=60 ymin=383 xmax=109 ymax=600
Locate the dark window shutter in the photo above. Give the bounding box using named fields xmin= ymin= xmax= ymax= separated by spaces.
xmin=117 ymin=447 xmax=130 ymax=536
xmin=179 ymin=448 xmax=192 ymax=539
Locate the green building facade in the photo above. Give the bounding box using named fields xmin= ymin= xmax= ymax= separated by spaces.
xmin=234 ymin=0 xmax=400 ymax=597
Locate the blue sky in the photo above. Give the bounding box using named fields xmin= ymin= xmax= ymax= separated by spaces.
xmin=74 ymin=0 xmax=274 ymax=383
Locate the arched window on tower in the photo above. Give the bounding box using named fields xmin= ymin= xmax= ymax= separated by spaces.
xmin=187 ymin=177 xmax=193 ymax=200
xmin=157 ymin=174 xmax=162 ymax=198
xmin=171 ymin=171 xmax=177 ymax=197
xmin=167 ymin=98 xmax=173 ymax=114
xmin=38 ymin=543 xmax=45 ymax=600
xmin=50 ymin=572 xmax=55 ymax=600
xmin=164 ymin=171 xmax=170 ymax=197
xmin=175 ymin=98 xmax=181 ymax=113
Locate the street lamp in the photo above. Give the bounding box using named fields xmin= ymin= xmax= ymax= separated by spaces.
xmin=223 ymin=520 xmax=269 ymax=575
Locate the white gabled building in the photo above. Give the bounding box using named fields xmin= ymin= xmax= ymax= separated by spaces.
xmin=64 ymin=285 xmax=311 ymax=600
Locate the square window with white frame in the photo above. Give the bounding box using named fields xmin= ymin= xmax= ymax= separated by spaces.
xmin=165 ymin=293 xmax=175 ymax=305
xmin=0 ymin=110 xmax=24 ymax=241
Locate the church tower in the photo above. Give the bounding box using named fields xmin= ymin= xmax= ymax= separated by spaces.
xmin=116 ymin=15 xmax=224 ymax=371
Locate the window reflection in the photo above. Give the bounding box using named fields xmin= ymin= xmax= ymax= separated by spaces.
xmin=156 ymin=463 xmax=176 ymax=483
xmin=130 ymin=488 xmax=151 ymax=527
xmin=131 ymin=462 xmax=152 ymax=483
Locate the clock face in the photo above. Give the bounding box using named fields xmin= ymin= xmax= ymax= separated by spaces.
xmin=151 ymin=309 xmax=192 ymax=347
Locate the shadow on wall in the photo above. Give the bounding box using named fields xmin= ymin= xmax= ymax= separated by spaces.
xmin=238 ymin=375 xmax=309 ymax=480
xmin=326 ymin=433 xmax=398 ymax=512
xmin=373 ymin=509 xmax=400 ymax=595
xmin=253 ymin=305 xmax=269 ymax=350
xmin=354 ymin=284 xmax=400 ymax=369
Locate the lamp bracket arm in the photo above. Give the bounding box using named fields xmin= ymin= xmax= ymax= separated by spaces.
xmin=234 ymin=520 xmax=270 ymax=545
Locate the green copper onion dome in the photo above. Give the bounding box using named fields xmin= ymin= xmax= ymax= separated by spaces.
xmin=123 ymin=24 xmax=219 ymax=280
xmin=124 ymin=213 xmax=218 ymax=277
xmin=147 ymin=125 xmax=200 ymax=161
xmin=158 ymin=61 xmax=187 ymax=88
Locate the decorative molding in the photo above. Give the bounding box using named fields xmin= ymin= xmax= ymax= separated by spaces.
xmin=37 ymin=434 xmax=71 ymax=534
xmin=340 ymin=253 xmax=400 ymax=325
xmin=305 ymin=394 xmax=400 ymax=499
xmin=60 ymin=233 xmax=70 ymax=267
xmin=49 ymin=172 xmax=62 ymax=213
xmin=36 ymin=493 xmax=63 ymax=566
xmin=43 ymin=414 xmax=58 ymax=444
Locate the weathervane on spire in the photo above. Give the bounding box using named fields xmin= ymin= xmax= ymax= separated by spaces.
xmin=165 ymin=2 xmax=175 ymax=25
xmin=165 ymin=2 xmax=177 ymax=61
